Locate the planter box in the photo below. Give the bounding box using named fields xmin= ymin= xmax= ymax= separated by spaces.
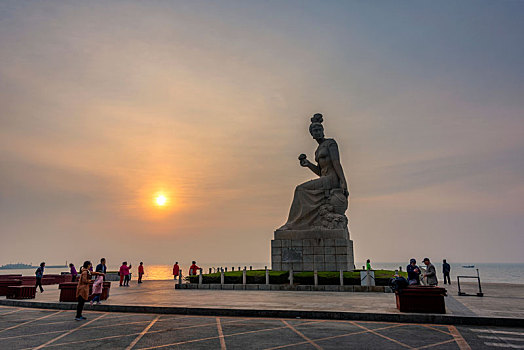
xmin=44 ymin=274 xmax=67 ymax=284
xmin=0 ymin=274 xmax=22 ymax=280
xmin=6 ymin=286 xmax=36 ymax=299
xmin=395 ymin=286 xmax=447 ymax=314
xmin=0 ymin=280 xmax=22 ymax=296
xmin=20 ymin=276 xmax=36 ymax=285
xmin=58 ymin=282 xmax=111 ymax=302
xmin=41 ymin=277 xmax=56 ymax=285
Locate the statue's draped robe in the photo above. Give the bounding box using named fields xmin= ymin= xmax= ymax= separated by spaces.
xmin=280 ymin=139 xmax=346 ymax=230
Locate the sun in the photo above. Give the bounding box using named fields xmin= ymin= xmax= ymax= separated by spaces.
xmin=155 ymin=194 xmax=167 ymax=206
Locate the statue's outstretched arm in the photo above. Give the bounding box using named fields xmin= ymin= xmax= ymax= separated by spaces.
xmin=306 ymin=161 xmax=321 ymax=176
xmin=328 ymin=142 xmax=348 ymax=194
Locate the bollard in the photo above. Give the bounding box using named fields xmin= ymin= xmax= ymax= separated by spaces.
xmin=225 ymin=267 xmax=227 ymax=272
xmin=220 ymin=270 xmax=224 ymax=285
xmin=265 ymin=266 xmax=269 ymax=285
xmin=209 ymin=268 xmax=212 ymax=274
xmin=314 ymin=270 xmax=318 ymax=286
xmin=199 ymin=268 xmax=203 ymax=285
xmin=232 ymin=267 xmax=235 ymax=271
xmin=340 ymin=270 xmax=344 ymax=286
xmin=178 ymin=271 xmax=182 ymax=286
xmin=250 ymin=266 xmax=252 ymax=271
xmin=238 ymin=266 xmax=241 ymax=271
xmin=289 ymin=268 xmax=294 ymax=285
xmin=243 ymin=266 xmax=247 ymax=285
xmin=399 ymin=266 xmax=402 ymax=272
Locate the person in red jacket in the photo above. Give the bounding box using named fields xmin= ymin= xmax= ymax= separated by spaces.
xmin=173 ymin=262 xmax=180 ymax=281
xmin=119 ymin=262 xmax=132 ymax=287
xmin=189 ymin=261 xmax=199 ymax=276
xmin=138 ymin=262 xmax=144 ymax=284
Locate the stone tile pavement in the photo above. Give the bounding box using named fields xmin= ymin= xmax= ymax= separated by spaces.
xmin=2 ymin=305 xmax=523 ymax=349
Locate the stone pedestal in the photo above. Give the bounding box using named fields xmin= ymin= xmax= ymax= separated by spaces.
xmin=271 ymin=228 xmax=355 ymax=271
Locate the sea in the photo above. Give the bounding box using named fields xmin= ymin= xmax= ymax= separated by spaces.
xmin=2 ymin=262 xmax=523 ymax=284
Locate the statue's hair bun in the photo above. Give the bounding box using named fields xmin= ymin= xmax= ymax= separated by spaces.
xmin=311 ymin=113 xmax=323 ymax=124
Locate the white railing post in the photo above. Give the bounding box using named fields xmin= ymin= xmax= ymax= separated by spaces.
xmin=199 ymin=268 xmax=203 ymax=285
xmin=178 ymin=271 xmax=182 ymax=285
xmin=265 ymin=266 xmax=269 ymax=285
xmin=220 ymin=270 xmax=224 ymax=285
xmin=243 ymin=266 xmax=247 ymax=285
xmin=314 ymin=270 xmax=318 ymax=286
xmin=340 ymin=270 xmax=344 ymax=286
xmin=289 ymin=268 xmax=293 ymax=285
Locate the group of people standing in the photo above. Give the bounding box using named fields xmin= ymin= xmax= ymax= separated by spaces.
xmin=74 ymin=259 xmax=107 ymax=321
xmin=172 ymin=261 xmax=200 ymax=282
xmin=118 ymin=261 xmax=145 ymax=286
xmin=407 ymin=258 xmax=452 ymax=286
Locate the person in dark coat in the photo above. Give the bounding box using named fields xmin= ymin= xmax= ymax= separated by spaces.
xmin=407 ymin=258 xmax=421 ymax=285
xmin=442 ymin=259 xmax=451 ymax=285
xmin=69 ymin=263 xmax=78 ymax=282
xmin=35 ymin=262 xmax=45 ymax=293
xmin=96 ymin=258 xmax=107 ymax=281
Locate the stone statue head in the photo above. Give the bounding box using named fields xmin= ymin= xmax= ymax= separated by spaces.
xmin=309 ymin=113 xmax=324 ymax=140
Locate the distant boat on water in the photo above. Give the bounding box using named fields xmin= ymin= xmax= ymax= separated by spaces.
xmin=462 ymin=265 xmax=475 ymax=268
xmin=0 ymin=263 xmax=35 ymax=270
xmin=0 ymin=263 xmax=67 ymax=270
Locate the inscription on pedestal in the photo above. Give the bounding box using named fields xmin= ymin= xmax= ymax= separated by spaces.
xmin=282 ymin=248 xmax=302 ymax=262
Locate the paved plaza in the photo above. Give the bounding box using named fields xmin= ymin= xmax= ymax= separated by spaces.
xmin=4 ymin=280 xmax=523 ymax=319
xmin=2 ymin=305 xmax=524 ymax=349
xmin=1 ymin=281 xmax=523 ymax=348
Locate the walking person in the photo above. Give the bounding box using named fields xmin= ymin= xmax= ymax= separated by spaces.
xmin=90 ymin=275 xmax=104 ymax=305
xmin=173 ymin=262 xmax=180 ymax=284
xmin=69 ymin=263 xmax=78 ymax=282
xmin=442 ymin=259 xmax=451 ymax=285
xmin=189 ymin=261 xmax=199 ymax=276
xmin=75 ymin=261 xmax=103 ymax=320
xmin=138 ymin=262 xmax=144 ymax=284
xmin=423 ymin=258 xmax=438 ymax=286
xmin=35 ymin=262 xmax=45 ymax=293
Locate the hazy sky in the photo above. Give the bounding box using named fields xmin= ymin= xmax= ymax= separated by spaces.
xmin=1 ymin=1 xmax=523 ymax=267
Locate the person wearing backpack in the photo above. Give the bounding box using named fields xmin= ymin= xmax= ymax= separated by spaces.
xmin=35 ymin=262 xmax=45 ymax=293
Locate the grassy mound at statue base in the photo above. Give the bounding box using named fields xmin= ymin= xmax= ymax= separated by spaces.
xmin=187 ymin=270 xmax=407 ymax=286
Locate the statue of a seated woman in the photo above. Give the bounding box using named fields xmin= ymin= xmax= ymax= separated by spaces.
xmin=278 ymin=114 xmax=350 ymax=231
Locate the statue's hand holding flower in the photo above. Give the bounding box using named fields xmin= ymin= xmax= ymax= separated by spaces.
xmin=298 ymin=154 xmax=308 ymax=167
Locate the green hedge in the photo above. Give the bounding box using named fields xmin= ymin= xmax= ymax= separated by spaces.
xmin=186 ymin=269 xmax=405 ymax=285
